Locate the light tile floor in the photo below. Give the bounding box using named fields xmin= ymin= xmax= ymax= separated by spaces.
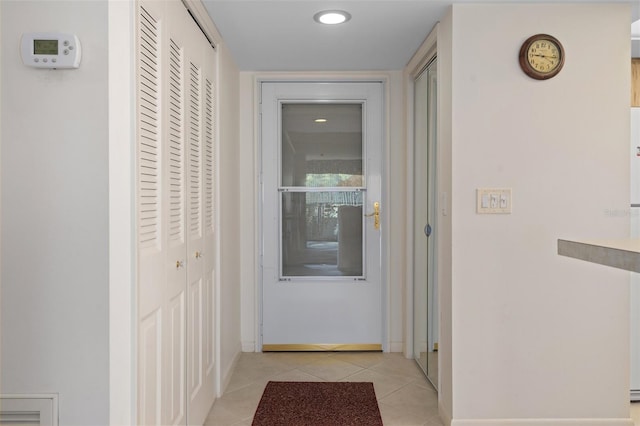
xmin=204 ymin=352 xmax=442 ymax=425
xmin=205 ymin=351 xmax=640 ymax=426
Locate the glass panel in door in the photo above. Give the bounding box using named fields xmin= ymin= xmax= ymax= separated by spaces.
xmin=280 ymin=103 xmax=365 ymax=278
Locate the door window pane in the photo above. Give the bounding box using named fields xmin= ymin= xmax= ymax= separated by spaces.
xmin=281 ymin=103 xmax=363 ymax=187
xmin=281 ymin=191 xmax=363 ymax=277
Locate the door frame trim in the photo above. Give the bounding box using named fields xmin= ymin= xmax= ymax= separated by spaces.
xmin=254 ymin=75 xmax=390 ymax=352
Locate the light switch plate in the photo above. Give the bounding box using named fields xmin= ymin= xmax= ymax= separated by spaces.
xmin=477 ymin=188 xmax=512 ymax=214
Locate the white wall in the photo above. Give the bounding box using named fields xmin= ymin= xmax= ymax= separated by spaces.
xmin=0 ymin=1 xmax=110 ymax=425
xmin=238 ymin=72 xmax=406 ymax=353
xmin=441 ymin=4 xmax=632 ymax=424
xmin=239 ymin=72 xmax=257 ymax=352
xmin=218 ymin=42 xmax=243 ymax=390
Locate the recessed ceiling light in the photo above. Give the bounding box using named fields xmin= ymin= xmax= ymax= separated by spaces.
xmin=314 ymin=118 xmax=327 ymax=123
xmin=313 ymin=10 xmax=351 ymax=25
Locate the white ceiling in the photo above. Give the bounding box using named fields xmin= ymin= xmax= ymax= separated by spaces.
xmin=201 ymin=0 xmax=640 ymax=72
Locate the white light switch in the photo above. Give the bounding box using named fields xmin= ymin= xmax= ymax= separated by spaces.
xmin=481 ymin=194 xmax=489 ymax=208
xmin=476 ymin=188 xmax=512 ymax=214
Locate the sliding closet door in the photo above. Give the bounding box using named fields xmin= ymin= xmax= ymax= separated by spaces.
xmin=136 ymin=1 xmax=216 ymax=424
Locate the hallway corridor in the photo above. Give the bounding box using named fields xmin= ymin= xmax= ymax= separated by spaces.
xmin=205 ymin=352 xmax=442 ymax=425
xmin=205 ymin=351 xmax=640 ymax=425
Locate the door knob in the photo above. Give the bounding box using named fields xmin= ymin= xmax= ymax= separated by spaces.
xmin=364 ymin=201 xmax=380 ymax=230
xmin=176 ymin=260 xmax=184 ymax=269
xmin=424 ymin=224 xmax=432 ymax=237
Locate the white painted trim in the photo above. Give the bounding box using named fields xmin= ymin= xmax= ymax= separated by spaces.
xmin=439 ymin=400 xmax=452 ymax=426
xmin=181 ymin=0 xmax=223 ymax=46
xmin=0 ymin=2 xmax=3 ymax=388
xmin=451 ymin=420 xmax=634 ymax=426
xmin=389 ymin=341 xmax=404 ymax=353
xmin=108 ymin=1 xmax=136 ymax=425
xmin=381 ymin=74 xmax=392 ymax=353
xmin=406 ymin=23 xmax=439 ymax=79
xmin=213 ymin=34 xmax=223 ymax=399
xmin=241 ymin=341 xmax=256 ymax=352
xmin=0 ymin=394 xmax=59 ymax=426
xmin=253 ymin=74 xmax=262 ymax=353
xmin=403 ymin=69 xmax=415 ymax=360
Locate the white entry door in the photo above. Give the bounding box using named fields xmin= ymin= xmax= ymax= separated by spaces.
xmin=261 ymin=81 xmax=384 ymax=351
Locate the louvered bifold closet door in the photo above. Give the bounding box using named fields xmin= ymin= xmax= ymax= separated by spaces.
xmin=183 ymin=17 xmax=217 ymax=426
xmin=136 ymin=1 xmax=216 ymax=425
xmin=136 ymin=2 xmax=166 ymax=424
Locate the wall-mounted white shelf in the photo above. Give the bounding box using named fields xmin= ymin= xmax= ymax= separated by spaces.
xmin=558 ymin=238 xmax=640 ymax=273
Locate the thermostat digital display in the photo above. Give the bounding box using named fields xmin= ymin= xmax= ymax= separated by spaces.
xmin=34 ymin=39 xmax=59 ymax=55
xmin=21 ymin=33 xmax=81 ymax=69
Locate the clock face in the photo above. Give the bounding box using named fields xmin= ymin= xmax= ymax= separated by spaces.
xmin=519 ymin=34 xmax=565 ymax=80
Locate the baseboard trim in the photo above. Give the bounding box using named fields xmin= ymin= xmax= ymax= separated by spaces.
xmin=241 ymin=340 xmax=255 ymax=352
xmin=389 ymin=341 xmax=403 ymax=353
xmin=439 ymin=400 xmax=452 ymax=426
xmin=219 ymin=344 xmax=242 ymax=396
xmin=451 ymin=419 xmax=634 ymax=426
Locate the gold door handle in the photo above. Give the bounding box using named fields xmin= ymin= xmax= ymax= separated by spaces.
xmin=195 ymin=251 xmax=203 ymax=259
xmin=364 ymin=201 xmax=380 ymax=230
xmin=176 ymin=260 xmax=184 ymax=269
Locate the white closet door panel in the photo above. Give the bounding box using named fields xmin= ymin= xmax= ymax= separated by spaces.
xmin=137 ymin=2 xmax=164 ymax=319
xmin=183 ymin=14 xmax=216 ymax=424
xmin=202 ymin=40 xmax=217 ymax=391
xmin=167 ymin=293 xmax=186 ymax=423
xmin=204 ymin=271 xmax=215 ymax=376
xmin=188 ymin=277 xmax=203 ymax=398
xmin=137 ymin=3 xmax=166 ymax=425
xmin=162 ymin=2 xmax=189 ymax=423
xmin=137 ymin=1 xmax=186 ymax=425
xmin=139 ymin=310 xmax=162 ymax=426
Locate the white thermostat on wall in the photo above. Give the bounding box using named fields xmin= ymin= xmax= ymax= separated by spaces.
xmin=20 ymin=33 xmax=81 ymax=69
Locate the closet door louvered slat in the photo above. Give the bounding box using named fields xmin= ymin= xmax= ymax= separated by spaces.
xmin=136 ymin=1 xmax=216 ymax=424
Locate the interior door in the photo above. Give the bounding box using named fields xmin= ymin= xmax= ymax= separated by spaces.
xmin=136 ymin=1 xmax=215 ymax=424
xmin=260 ymin=81 xmax=384 ymax=351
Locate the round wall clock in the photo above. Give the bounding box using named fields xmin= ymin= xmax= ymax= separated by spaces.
xmin=519 ymin=34 xmax=565 ymax=80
